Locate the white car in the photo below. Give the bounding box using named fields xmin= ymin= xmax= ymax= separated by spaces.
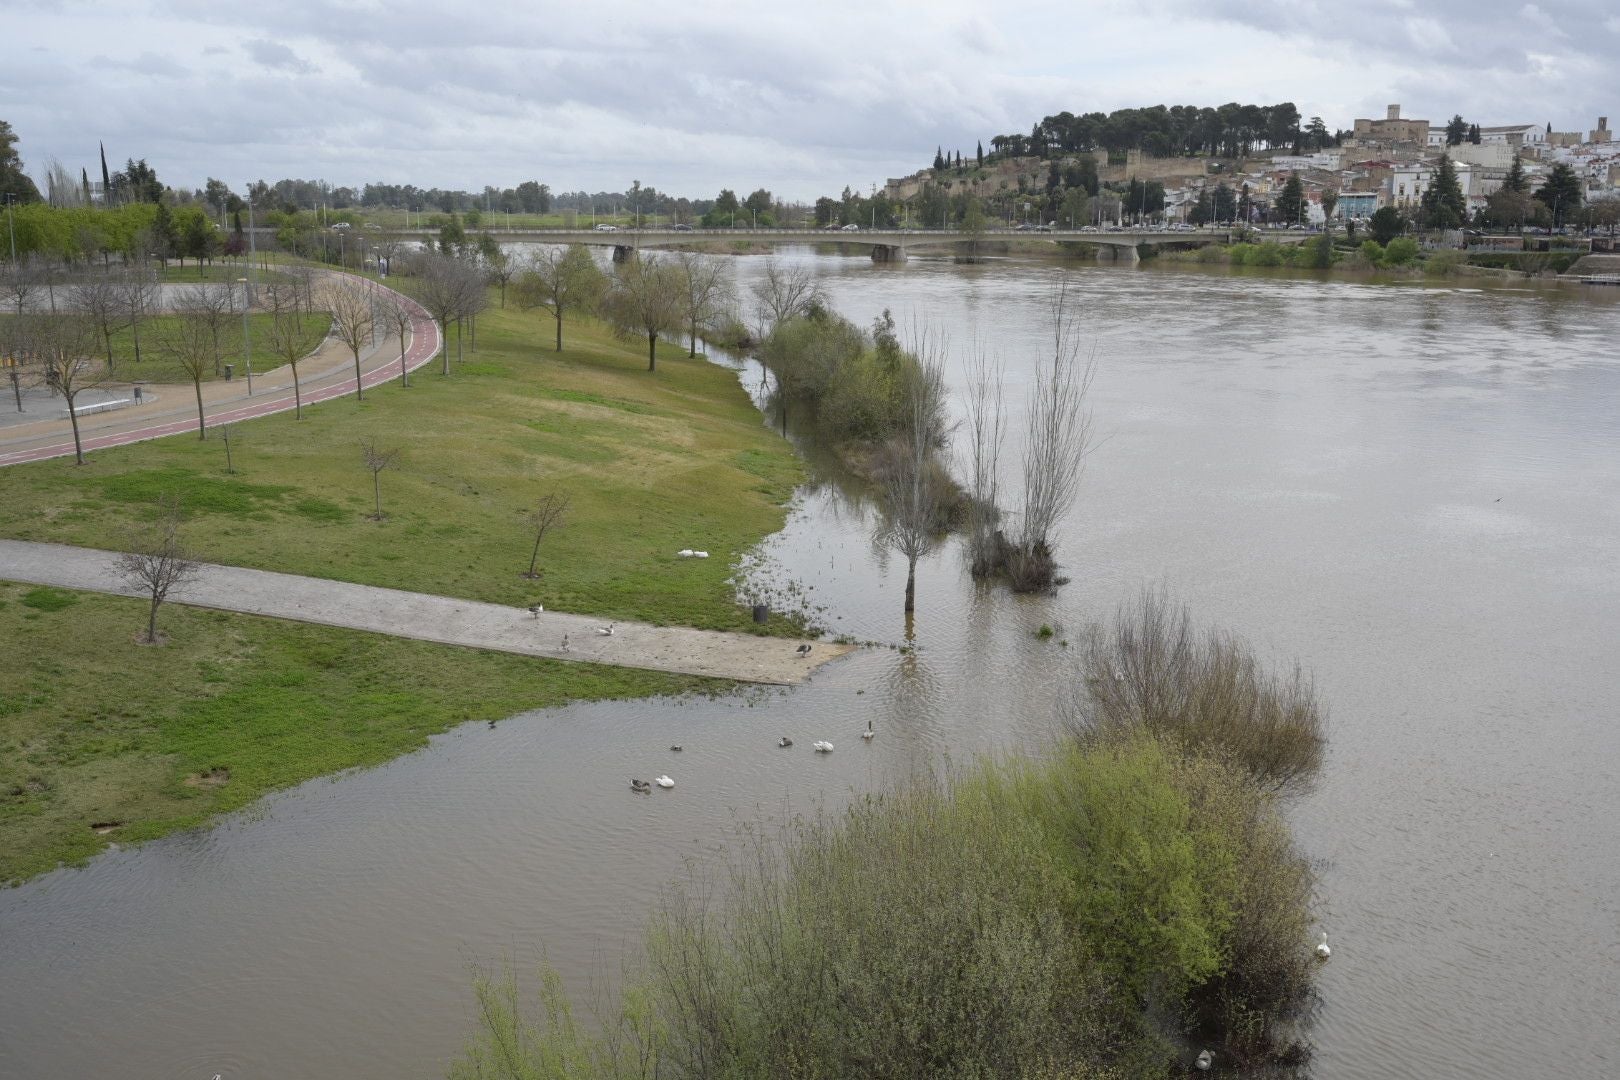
xmin=840 ymin=223 xmax=860 ymax=231
xmin=593 ymin=223 xmax=618 ymax=232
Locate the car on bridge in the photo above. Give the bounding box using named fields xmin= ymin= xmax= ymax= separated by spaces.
xmin=594 ymin=223 xmax=618 ymax=232
xmin=672 ymin=223 xmax=693 ymax=232
xmin=840 ymin=223 xmax=860 ymax=231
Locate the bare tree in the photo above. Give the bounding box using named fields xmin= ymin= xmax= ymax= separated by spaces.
xmin=71 ymin=275 xmax=128 ymax=373
xmin=180 ymin=282 xmax=236 ymax=376
xmin=263 ymin=282 xmax=327 ymax=419
xmin=601 ymin=253 xmax=685 ymax=371
xmin=673 ymin=250 xmax=732 ymax=357
xmin=219 ymin=423 xmax=240 ymax=473
xmin=417 ymin=253 xmax=483 ymax=376
xmin=3 ymin=255 xmax=42 ymax=316
xmin=112 ymin=497 xmax=200 ymax=645
xmin=876 ymin=349 xmax=949 ymax=617
xmin=111 ymin=268 xmax=158 ymax=366
xmin=522 ymin=492 xmax=571 ymax=578
xmin=1011 ymin=281 xmax=1096 ymax=592
xmin=29 ymin=313 xmax=106 ymax=464
xmin=153 ymin=304 xmax=217 ymax=438
xmin=454 ymin=265 xmax=488 ymax=363
xmin=0 ymin=313 xmax=36 ymax=412
xmin=511 ymin=244 xmax=606 ymax=352
xmin=381 ymin=288 xmax=416 ymax=386
xmin=327 ymin=278 xmax=379 ymax=401
xmin=360 ymin=438 xmax=402 ymax=520
xmin=961 ymin=343 xmax=1007 ymax=577
xmin=750 ymin=257 xmax=823 ymax=339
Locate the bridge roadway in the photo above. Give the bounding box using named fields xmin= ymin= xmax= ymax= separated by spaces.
xmin=358 ymin=225 xmax=1274 ymax=263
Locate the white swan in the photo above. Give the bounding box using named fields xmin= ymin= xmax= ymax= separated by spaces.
xmin=1316 ymin=931 xmax=1331 ymax=959
xmin=655 ymin=775 xmax=674 ymax=788
xmin=1195 ymin=1048 xmax=1213 ymax=1071
xmin=812 ymin=740 xmax=833 ymax=753
xmin=861 ymin=720 xmax=874 ymax=740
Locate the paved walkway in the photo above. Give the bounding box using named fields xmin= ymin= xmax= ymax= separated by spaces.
xmin=0 ymin=540 xmax=853 ymax=686
xmin=0 ymin=272 xmax=440 ymax=466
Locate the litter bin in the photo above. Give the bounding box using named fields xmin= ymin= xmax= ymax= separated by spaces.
xmin=752 ymin=604 xmax=769 ymax=625
xmin=224 ymin=364 xmax=234 ymax=381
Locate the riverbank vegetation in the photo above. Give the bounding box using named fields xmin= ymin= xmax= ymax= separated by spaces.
xmin=454 ymin=592 xmax=1326 ymax=1077
xmin=0 ymin=580 xmax=717 ymax=886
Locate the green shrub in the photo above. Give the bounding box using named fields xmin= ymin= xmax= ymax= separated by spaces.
xmin=1383 ymin=237 xmax=1420 ymax=265
xmin=1360 ymin=239 xmax=1386 ymax=267
xmin=1247 ymin=243 xmax=1283 ymax=267
xmin=1424 ymin=250 xmax=1466 ymax=276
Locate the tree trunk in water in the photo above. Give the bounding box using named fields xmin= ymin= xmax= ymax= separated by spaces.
xmin=647 ymin=333 xmax=656 ymax=371
xmin=194 ymin=379 xmax=206 ymax=438
xmin=905 ymin=558 xmax=917 ymax=613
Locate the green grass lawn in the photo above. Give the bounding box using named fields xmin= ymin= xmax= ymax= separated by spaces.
xmin=96 ymin=311 xmax=332 ymax=383
xmin=154 ymin=262 xmax=292 ymax=283
xmin=2 ymin=297 xmax=800 ymax=631
xmin=0 ymin=581 xmax=720 ymax=885
xmin=0 ymin=304 xmax=802 ymax=883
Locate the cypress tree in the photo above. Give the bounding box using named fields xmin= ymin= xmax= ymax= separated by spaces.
xmin=976 ymin=141 xmax=983 ymax=166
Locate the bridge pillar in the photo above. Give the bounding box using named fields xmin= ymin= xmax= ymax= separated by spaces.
xmin=1098 ymin=244 xmax=1140 ymax=265
xmin=611 ymin=245 xmax=635 ymax=263
xmin=870 ymin=244 xmax=907 ymax=263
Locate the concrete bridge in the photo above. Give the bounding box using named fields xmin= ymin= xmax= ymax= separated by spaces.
xmin=362 ymin=225 xmax=1266 ymax=264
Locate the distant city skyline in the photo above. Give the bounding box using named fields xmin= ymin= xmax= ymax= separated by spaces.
xmin=6 ymin=0 xmax=1616 ymax=201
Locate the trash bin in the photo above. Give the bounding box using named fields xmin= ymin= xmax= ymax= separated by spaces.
xmin=224 ymin=364 xmax=234 ymax=381
xmin=752 ymin=604 xmax=769 ymax=625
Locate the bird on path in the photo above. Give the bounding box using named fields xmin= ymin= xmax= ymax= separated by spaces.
xmin=560 ymin=633 xmax=570 ymax=652
xmin=778 ymin=737 xmax=793 ymax=747
xmin=597 ymin=623 xmax=615 ymax=636
xmin=861 ymin=720 xmax=874 ymax=740
xmin=527 ymin=604 xmax=543 ymax=618
xmin=795 ymin=643 xmax=813 ymax=657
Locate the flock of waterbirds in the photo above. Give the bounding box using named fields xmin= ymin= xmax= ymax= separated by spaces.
xmin=630 ymin=720 xmax=875 ymax=793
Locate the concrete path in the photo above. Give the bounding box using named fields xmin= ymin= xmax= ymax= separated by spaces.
xmin=0 ymin=540 xmax=853 ymax=686
xmin=0 ymin=272 xmax=440 ymax=466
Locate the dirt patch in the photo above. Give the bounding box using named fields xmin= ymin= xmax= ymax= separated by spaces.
xmin=182 ymin=767 xmax=231 ymax=789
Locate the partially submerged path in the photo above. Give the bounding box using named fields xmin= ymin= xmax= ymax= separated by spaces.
xmin=0 ymin=540 xmax=853 ymax=685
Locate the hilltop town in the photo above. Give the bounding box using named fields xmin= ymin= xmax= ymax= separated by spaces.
xmin=882 ymin=106 xmax=1618 ymax=234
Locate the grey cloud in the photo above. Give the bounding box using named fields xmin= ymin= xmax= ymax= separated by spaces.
xmin=245 ymin=38 xmax=316 ymax=74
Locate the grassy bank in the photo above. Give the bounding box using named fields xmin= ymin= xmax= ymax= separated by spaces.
xmin=0 ymin=290 xmax=805 ymax=884
xmin=0 ymin=581 xmax=718 ymax=885
xmin=0 ymin=298 xmax=803 ymax=631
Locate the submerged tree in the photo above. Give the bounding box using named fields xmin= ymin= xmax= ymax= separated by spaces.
xmin=1009 ymin=281 xmax=1095 ymax=592
xmin=673 ymin=250 xmax=731 ymax=357
xmin=962 ymin=343 xmax=1007 ymax=577
xmin=877 ymin=352 xmax=949 ymax=620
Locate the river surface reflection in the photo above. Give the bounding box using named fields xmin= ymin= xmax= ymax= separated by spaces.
xmin=2 ymin=253 xmax=1617 ymax=1080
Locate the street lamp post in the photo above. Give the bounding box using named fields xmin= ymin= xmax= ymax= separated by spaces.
xmin=238 ymin=277 xmax=253 ymax=395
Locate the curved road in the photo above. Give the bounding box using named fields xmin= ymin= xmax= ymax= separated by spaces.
xmin=0 ymin=274 xmax=441 ymax=467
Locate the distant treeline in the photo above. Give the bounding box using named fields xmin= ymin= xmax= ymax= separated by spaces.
xmin=972 ymin=102 xmax=1345 ymax=163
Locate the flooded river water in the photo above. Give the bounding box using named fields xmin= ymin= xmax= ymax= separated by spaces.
xmin=2 ymin=252 xmax=1617 ymax=1079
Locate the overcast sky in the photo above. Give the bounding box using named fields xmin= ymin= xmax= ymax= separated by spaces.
xmin=6 ymin=0 xmax=1617 ymax=202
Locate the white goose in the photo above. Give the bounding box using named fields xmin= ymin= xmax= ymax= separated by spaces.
xmin=812 ymin=740 xmax=834 ymax=753
xmin=1316 ymin=931 xmax=1331 ymax=960
xmin=654 ymin=775 xmax=675 ymax=788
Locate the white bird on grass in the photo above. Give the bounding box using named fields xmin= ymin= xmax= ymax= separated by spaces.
xmin=655 ymin=775 xmax=674 ymax=788
xmin=812 ymin=740 xmax=834 ymax=753
xmin=1316 ymin=931 xmax=1332 ymax=960
xmin=677 ymin=549 xmax=695 ymax=558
